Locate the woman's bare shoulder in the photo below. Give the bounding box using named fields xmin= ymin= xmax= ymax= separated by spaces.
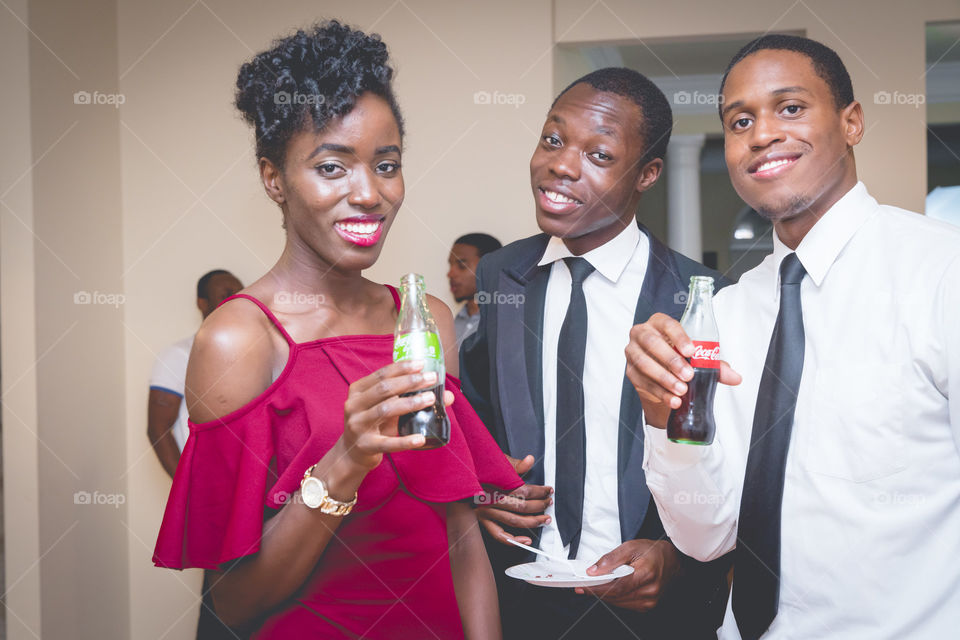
xmin=186 ymin=293 xmax=281 ymax=423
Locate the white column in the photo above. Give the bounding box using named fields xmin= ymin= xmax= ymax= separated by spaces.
xmin=666 ymin=134 xmax=706 ymax=260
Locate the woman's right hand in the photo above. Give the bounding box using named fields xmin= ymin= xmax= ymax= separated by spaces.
xmin=339 ymin=360 xmax=452 ymax=471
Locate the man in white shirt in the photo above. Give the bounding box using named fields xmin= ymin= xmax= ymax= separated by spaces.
xmin=461 ymin=68 xmax=731 ymax=639
xmin=148 ymin=269 xmax=242 ymax=478
xmin=626 ymin=35 xmax=960 ymax=639
xmin=447 ymin=233 xmax=502 ymax=349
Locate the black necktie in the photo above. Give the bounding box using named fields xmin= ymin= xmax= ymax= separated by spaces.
xmin=555 ymin=257 xmax=595 ymax=559
xmin=733 ymin=252 xmax=807 ymax=639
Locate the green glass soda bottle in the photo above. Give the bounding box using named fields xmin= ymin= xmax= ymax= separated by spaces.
xmin=393 ymin=273 xmax=450 ymax=449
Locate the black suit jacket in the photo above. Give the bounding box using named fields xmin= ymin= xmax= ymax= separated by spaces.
xmin=460 ymin=222 xmax=733 ymax=638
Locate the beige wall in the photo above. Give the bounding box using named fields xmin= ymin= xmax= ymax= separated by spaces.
xmin=2 ymin=0 xmax=132 ymax=638
xmin=1 ymin=0 xmax=42 ymax=636
xmin=2 ymin=1 xmax=958 ymax=638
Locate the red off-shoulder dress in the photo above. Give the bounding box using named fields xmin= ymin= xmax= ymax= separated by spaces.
xmin=153 ymin=289 xmax=521 ymax=638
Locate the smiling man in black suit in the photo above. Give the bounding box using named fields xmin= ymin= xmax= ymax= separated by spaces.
xmin=460 ymin=68 xmax=731 ymax=639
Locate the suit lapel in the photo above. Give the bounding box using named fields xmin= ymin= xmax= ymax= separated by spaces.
xmin=617 ymin=225 xmax=686 ymax=541
xmin=494 ymin=239 xmax=550 ymax=486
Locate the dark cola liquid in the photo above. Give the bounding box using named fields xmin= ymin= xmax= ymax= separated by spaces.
xmin=398 ymin=383 xmax=450 ymax=449
xmin=667 ymin=368 xmax=719 ymax=445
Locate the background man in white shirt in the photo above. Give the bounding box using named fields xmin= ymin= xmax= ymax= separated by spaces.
xmin=461 ymin=68 xmax=731 ymax=639
xmin=447 ymin=232 xmax=502 ymax=349
xmin=626 ymin=35 xmax=960 ymax=639
xmin=147 ymin=268 xmax=242 ymax=477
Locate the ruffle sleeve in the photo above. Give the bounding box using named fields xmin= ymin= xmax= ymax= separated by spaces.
xmin=153 ymin=406 xmax=276 ymax=570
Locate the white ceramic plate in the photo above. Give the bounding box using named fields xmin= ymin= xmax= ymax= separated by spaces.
xmin=505 ymin=559 xmax=634 ymax=588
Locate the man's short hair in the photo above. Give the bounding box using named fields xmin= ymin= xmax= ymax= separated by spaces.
xmin=553 ymin=67 xmax=673 ymax=163
xmin=454 ymin=233 xmax=502 ymax=258
xmin=719 ymin=34 xmax=855 ymax=115
xmin=197 ymin=269 xmax=232 ymax=299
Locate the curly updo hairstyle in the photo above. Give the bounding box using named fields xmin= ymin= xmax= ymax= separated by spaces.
xmin=235 ymin=20 xmax=404 ymax=170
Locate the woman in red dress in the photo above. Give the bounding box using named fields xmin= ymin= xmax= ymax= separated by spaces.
xmin=153 ymin=21 xmax=521 ymax=639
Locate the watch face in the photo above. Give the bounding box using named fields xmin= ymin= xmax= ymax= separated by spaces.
xmin=301 ymin=476 xmax=326 ymax=509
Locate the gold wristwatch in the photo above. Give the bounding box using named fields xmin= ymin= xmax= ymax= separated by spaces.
xmin=299 ymin=463 xmax=357 ymax=516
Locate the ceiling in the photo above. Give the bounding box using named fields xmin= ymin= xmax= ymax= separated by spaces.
xmin=617 ymin=36 xmax=759 ymax=76
xmin=587 ymin=31 xmax=804 ymax=77
xmin=575 ymin=23 xmax=960 ymax=77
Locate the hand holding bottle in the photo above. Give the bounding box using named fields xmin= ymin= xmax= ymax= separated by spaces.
xmin=337 ymin=360 xmax=455 ymax=473
xmin=625 ymin=293 xmax=742 ymax=435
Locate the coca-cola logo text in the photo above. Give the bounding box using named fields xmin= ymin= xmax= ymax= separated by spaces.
xmin=690 ymin=341 xmax=721 ymax=369
xmin=692 ymin=344 xmax=720 ymax=361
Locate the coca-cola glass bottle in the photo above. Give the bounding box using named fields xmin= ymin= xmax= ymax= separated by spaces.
xmin=393 ymin=273 xmax=450 ymax=449
xmin=667 ymin=276 xmax=720 ymax=445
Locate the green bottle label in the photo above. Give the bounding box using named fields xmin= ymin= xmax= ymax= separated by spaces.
xmin=393 ymin=331 xmax=442 ymax=364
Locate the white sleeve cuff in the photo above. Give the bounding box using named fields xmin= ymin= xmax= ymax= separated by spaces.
xmin=643 ymin=423 xmax=711 ymax=472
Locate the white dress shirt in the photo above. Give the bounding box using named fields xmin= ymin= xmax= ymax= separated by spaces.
xmin=643 ymin=182 xmax=960 ymax=639
xmin=539 ymin=221 xmax=650 ymax=562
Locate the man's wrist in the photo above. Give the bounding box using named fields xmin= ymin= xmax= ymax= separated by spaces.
xmin=658 ymin=539 xmax=684 ymax=579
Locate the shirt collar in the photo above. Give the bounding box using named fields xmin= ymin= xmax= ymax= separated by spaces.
xmin=455 ymin=304 xmax=471 ymax=320
xmin=537 ymin=221 xmax=641 ymax=284
xmin=770 ymin=181 xmax=877 ymax=296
